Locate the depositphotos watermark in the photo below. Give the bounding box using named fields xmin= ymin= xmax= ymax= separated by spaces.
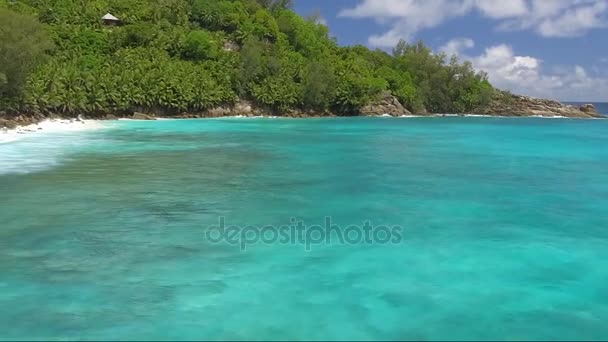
xmin=205 ymin=217 xmax=403 ymax=251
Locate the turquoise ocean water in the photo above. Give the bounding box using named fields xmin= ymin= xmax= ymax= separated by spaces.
xmin=1 ymin=117 xmax=608 ymax=340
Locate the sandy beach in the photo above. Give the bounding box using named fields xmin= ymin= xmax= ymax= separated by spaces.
xmin=0 ymin=118 xmax=105 ymax=144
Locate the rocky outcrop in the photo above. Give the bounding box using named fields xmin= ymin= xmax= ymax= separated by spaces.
xmin=359 ymin=92 xmax=412 ymax=117
xmin=0 ymin=118 xmax=18 ymax=129
xmin=174 ymin=100 xmax=333 ymax=119
xmin=233 ymin=100 xmax=256 ymax=115
xmin=579 ymin=104 xmax=601 ymax=116
xmin=192 ymin=100 xmax=264 ymax=118
xmin=286 ymin=109 xmax=336 ymax=118
xmin=4 ymin=114 xmax=46 ymax=126
xmin=132 ymin=112 xmax=157 ymax=120
xmin=474 ymin=92 xmax=604 ymax=118
xmin=2 ymin=93 xmax=603 ymax=130
xmin=0 ymin=113 xmax=48 ymax=129
xmin=204 ymin=106 xmax=232 ymax=117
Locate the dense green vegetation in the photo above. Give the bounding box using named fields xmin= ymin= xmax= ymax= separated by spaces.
xmin=0 ymin=8 xmax=54 ymax=102
xmin=0 ymin=0 xmax=494 ymax=116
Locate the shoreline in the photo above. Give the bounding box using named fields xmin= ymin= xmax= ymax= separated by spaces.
xmin=1 ymin=98 xmax=604 ymax=131
xmin=0 ymin=118 xmax=106 ymax=144
xmin=1 ymin=112 xmax=606 ymax=142
xmin=116 ymin=112 xmax=606 ymax=120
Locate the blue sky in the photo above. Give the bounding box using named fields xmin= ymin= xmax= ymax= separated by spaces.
xmin=293 ymin=0 xmax=608 ymax=102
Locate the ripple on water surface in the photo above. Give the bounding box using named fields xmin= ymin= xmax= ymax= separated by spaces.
xmin=1 ymin=117 xmax=608 ymax=340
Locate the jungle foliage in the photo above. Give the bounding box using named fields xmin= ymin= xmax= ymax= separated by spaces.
xmin=0 ymin=0 xmax=493 ymax=115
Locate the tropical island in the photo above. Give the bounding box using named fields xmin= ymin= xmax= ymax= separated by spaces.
xmin=0 ymin=0 xmax=603 ymax=129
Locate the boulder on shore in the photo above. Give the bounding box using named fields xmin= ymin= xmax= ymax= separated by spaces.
xmin=11 ymin=114 xmax=43 ymax=126
xmin=579 ymin=104 xmax=601 ymax=116
xmin=132 ymin=112 xmax=157 ymax=120
xmin=205 ymin=107 xmax=232 ymax=117
xmin=359 ymin=92 xmax=412 ymax=117
xmin=233 ymin=100 xmax=253 ymax=116
xmin=474 ymin=92 xmax=604 ymax=118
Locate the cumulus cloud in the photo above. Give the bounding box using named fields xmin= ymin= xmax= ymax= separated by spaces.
xmin=501 ymin=0 xmax=608 ymax=37
xmin=440 ymin=38 xmax=608 ymax=101
xmin=339 ymin=0 xmax=608 ymax=47
xmin=439 ymin=38 xmax=475 ymax=56
xmin=339 ymin=0 xmax=473 ymax=46
xmin=540 ymin=2 xmax=608 ymax=36
xmin=474 ymin=0 xmax=529 ymax=18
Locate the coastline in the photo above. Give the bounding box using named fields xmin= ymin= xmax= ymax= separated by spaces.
xmin=0 ymin=118 xmax=106 ymax=144
xmin=2 ymin=112 xmax=605 ymax=140
xmin=1 ymin=105 xmax=606 ymax=137
xmin=1 ymin=93 xmax=604 ymax=132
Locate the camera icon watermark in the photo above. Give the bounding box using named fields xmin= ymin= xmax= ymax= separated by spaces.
xmin=205 ymin=216 xmax=403 ymax=251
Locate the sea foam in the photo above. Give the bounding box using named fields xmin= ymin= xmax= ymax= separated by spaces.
xmin=0 ymin=119 xmax=108 ymax=175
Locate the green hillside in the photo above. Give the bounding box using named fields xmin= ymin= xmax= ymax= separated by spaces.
xmin=0 ymin=0 xmax=494 ymax=116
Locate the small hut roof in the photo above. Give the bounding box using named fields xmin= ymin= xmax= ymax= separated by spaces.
xmin=101 ymin=13 xmax=119 ymax=21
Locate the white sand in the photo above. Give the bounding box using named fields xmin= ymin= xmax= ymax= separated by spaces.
xmin=0 ymin=118 xmax=105 ymax=144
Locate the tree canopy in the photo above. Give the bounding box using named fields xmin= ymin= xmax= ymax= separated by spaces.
xmin=0 ymin=0 xmax=494 ymax=115
xmin=0 ymin=8 xmax=53 ymax=103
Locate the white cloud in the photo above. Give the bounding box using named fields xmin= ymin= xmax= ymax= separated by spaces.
xmin=439 ymin=37 xmax=475 ymax=56
xmin=442 ymin=38 xmax=608 ymax=101
xmin=339 ymin=0 xmax=608 ymax=47
xmin=474 ymin=0 xmax=529 ymax=18
xmin=471 ymin=44 xmax=557 ymax=93
xmin=339 ymin=0 xmax=474 ymax=46
xmin=504 ymin=0 xmax=608 ymax=37
xmin=540 ymin=1 xmax=608 ymax=36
